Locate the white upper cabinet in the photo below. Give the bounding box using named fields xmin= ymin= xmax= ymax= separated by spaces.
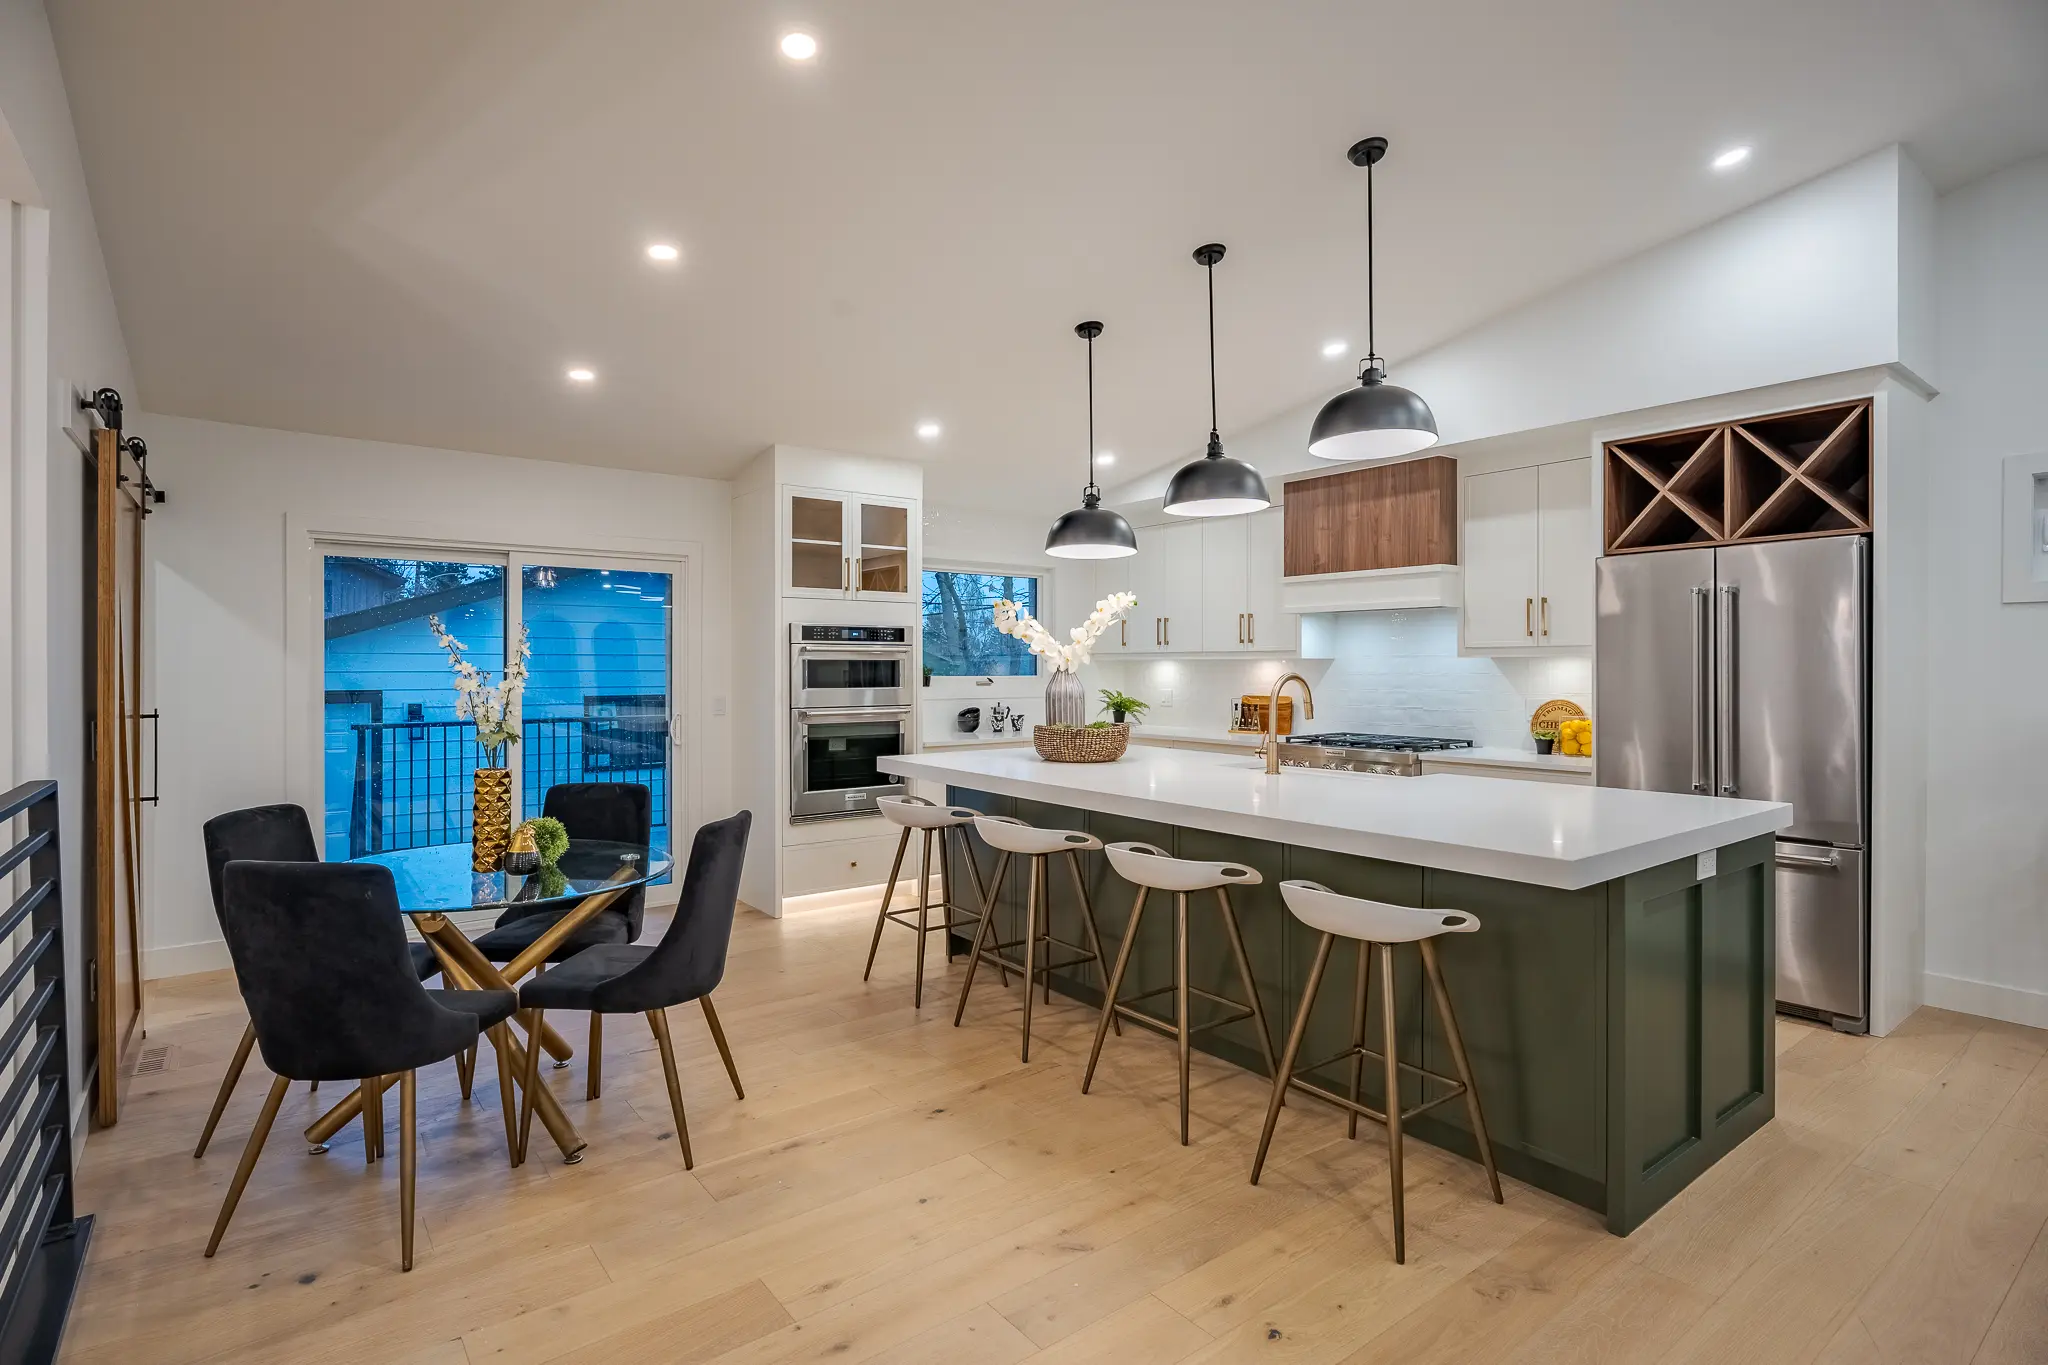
xmin=1131 ymin=522 xmax=1202 ymax=653
xmin=1092 ymin=556 xmax=1136 ymax=652
xmin=1243 ymin=508 xmax=1297 ymax=653
xmin=1461 ymin=458 xmax=1592 ymax=651
xmin=783 ymin=488 xmax=917 ymax=601
xmin=1197 ymin=509 xmax=1297 ymax=652
xmin=1200 ymin=517 xmax=1249 ymax=651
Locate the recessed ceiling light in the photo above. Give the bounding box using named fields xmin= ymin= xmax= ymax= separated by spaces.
xmin=1096 ymin=451 xmax=1116 ymax=465
xmin=566 ymin=367 xmax=596 ymax=383
xmin=916 ymin=421 xmax=942 ymax=440
xmin=780 ymin=31 xmax=818 ymax=61
xmin=1711 ymin=145 xmax=1753 ymax=171
xmin=1321 ymin=339 xmax=1348 ymax=358
xmin=645 ymin=243 xmax=680 ymax=263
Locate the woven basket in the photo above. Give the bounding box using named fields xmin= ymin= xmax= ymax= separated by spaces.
xmin=1033 ymin=723 xmax=1130 ymax=763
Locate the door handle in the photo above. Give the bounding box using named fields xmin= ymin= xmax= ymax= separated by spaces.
xmin=842 ymin=557 xmax=850 ymax=592
xmin=140 ymin=710 xmax=161 ymax=805
xmin=1717 ymin=584 xmax=1738 ymax=796
xmin=1540 ymin=596 xmax=1550 ymax=637
xmin=1248 ymin=612 xmax=1255 ymax=644
xmin=1690 ymin=586 xmax=1709 ymax=794
xmin=1238 ymin=613 xmax=1245 ymax=645
xmin=1776 ymin=847 xmax=1840 ymax=869
xmin=1525 ymin=598 xmax=1533 ymax=637
xmin=1120 ymin=620 xmax=1126 ymax=647
xmin=1164 ymin=617 xmax=1170 ymax=648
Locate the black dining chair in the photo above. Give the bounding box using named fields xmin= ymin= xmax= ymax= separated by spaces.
xmin=517 ymin=811 xmax=750 ymax=1168
xmin=467 ymin=783 xmax=653 ymax=1099
xmin=194 ymin=804 xmax=321 ymax=1159
xmin=207 ymin=860 xmax=522 ymax=1270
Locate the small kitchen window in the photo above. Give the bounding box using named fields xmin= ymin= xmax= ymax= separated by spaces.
xmin=922 ymin=570 xmax=1039 ymax=676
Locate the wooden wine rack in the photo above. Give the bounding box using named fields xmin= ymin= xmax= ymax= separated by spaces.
xmin=1602 ymin=399 xmax=1872 ymax=553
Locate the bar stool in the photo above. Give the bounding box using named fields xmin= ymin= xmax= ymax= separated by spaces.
xmin=953 ymin=815 xmax=1117 ymax=1061
xmin=1082 ymin=843 xmax=1280 ymax=1145
xmin=1250 ymin=880 xmax=1502 ymax=1264
xmin=862 ymin=796 xmax=997 ymax=1009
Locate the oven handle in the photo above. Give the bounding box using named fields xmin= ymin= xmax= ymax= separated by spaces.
xmin=795 ymin=707 xmax=913 ymax=722
xmin=794 ymin=643 xmax=911 ymax=655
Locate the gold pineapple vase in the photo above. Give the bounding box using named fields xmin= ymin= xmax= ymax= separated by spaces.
xmin=472 ymin=766 xmax=513 ymax=872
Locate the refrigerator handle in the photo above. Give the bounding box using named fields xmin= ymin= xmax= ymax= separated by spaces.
xmin=1690 ymin=585 xmax=1710 ymax=794
xmin=1717 ymin=584 xmax=1738 ymax=796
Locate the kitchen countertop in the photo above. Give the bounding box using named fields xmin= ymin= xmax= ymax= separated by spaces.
xmin=880 ymin=745 xmax=1788 ymax=890
xmin=1423 ymin=745 xmax=1595 ymax=773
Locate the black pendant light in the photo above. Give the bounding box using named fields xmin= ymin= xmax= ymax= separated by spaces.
xmin=1308 ymin=137 xmax=1439 ymax=463
xmin=1163 ymin=244 xmax=1271 ymax=517
xmin=1044 ymin=321 xmax=1138 ymax=559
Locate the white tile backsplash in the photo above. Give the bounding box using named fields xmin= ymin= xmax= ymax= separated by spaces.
xmin=1087 ymin=609 xmax=1591 ymax=749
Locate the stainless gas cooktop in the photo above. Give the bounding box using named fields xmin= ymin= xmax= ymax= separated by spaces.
xmin=1279 ymin=732 xmax=1475 ymax=776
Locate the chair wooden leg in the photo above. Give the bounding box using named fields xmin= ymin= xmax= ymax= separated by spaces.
xmin=1251 ymin=932 xmax=1332 ymax=1186
xmin=1081 ymin=887 xmax=1146 ymax=1094
xmin=518 ymin=1009 xmax=544 ymax=1164
xmin=913 ymin=829 xmax=933 ymax=1009
xmin=647 ymin=1008 xmax=693 ymax=1169
xmin=952 ymin=852 xmax=1009 ymax=1028
xmin=1420 ymin=937 xmax=1503 ymax=1204
xmin=456 ymin=1045 xmax=475 ymax=1101
xmin=1380 ymin=942 xmax=1405 ymax=1265
xmin=487 ymin=1024 xmax=519 ymax=1166
xmin=700 ymin=996 xmax=743 ymax=1099
xmin=1065 ymin=852 xmax=1118 ymax=1036
xmin=1348 ymin=939 xmax=1370 ymax=1141
xmin=205 ymin=1074 xmax=289 ymax=1257
xmin=399 ymin=1070 xmax=418 ymax=1271
xmin=862 ymin=827 xmax=913 ymax=982
xmin=362 ymin=1074 xmax=381 ymax=1164
xmin=588 ymin=1013 xmax=603 ymax=1100
xmin=194 ymin=1021 xmax=257 ymax=1158
xmin=1019 ymin=857 xmax=1042 ymax=1063
xmin=1175 ymin=892 xmax=1192 ymax=1145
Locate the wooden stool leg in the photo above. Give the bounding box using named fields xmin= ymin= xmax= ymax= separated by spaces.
xmin=1175 ymin=892 xmax=1192 ymax=1145
xmin=1421 ymin=937 xmax=1503 ymax=1204
xmin=194 ymin=1021 xmax=256 ymax=1158
xmin=1019 ymin=857 xmax=1042 ymax=1063
xmin=956 ymin=832 xmax=1006 ymax=987
xmin=913 ymin=829 xmax=933 ymax=1009
xmin=648 ymin=1008 xmax=693 ymax=1168
xmin=588 ymin=1013 xmax=603 ymax=1100
xmin=862 ymin=827 xmax=913 ymax=982
xmin=952 ymin=852 xmax=1009 ymax=1027
xmin=1065 ymin=852 xmax=1118 ymax=1036
xmin=1348 ymin=940 xmax=1370 ymax=1140
xmin=1081 ymin=887 xmax=1146 ymax=1093
xmin=701 ymin=996 xmax=744 ymax=1099
xmin=399 ymin=1070 xmax=418 ymax=1271
xmin=938 ymin=828 xmax=957 ymax=963
xmin=206 ymin=1074 xmax=290 ymax=1257
xmin=1379 ymin=942 xmax=1405 ymax=1264
xmin=1252 ymin=932 xmax=1332 ymax=1184
xmin=1216 ymin=886 xmax=1274 ymax=1076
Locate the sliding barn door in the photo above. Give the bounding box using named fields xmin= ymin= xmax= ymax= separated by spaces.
xmin=88 ymin=426 xmax=147 ymax=1125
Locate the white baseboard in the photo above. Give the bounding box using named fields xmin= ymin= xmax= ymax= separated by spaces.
xmin=1923 ymin=971 xmax=2048 ymax=1030
xmin=143 ymin=938 xmax=232 ymax=980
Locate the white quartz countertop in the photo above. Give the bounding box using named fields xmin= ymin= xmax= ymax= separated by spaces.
xmin=1423 ymin=746 xmax=1595 ymax=774
xmin=880 ymin=745 xmax=1789 ymax=890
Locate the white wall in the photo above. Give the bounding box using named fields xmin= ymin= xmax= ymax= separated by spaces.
xmin=1113 ymin=145 xmax=1935 ymax=505
xmin=1922 ymin=154 xmax=2048 ymax=1026
xmin=0 ymin=0 xmax=136 ymax=1107
xmin=142 ymin=415 xmax=734 ymax=975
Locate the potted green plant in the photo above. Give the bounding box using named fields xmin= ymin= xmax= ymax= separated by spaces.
xmin=1098 ymin=689 xmax=1150 ymax=725
xmin=1533 ymin=725 xmax=1559 ymax=755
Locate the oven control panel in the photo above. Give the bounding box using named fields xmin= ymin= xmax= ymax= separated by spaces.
xmin=791 ymin=624 xmax=908 ymax=643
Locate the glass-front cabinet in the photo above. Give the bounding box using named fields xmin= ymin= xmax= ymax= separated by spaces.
xmin=784 ymin=488 xmax=916 ymax=601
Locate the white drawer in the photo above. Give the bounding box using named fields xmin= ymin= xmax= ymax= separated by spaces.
xmin=783 ymin=830 xmax=918 ymax=897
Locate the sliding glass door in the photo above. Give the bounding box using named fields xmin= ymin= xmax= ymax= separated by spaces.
xmin=321 ymin=547 xmax=679 ymax=872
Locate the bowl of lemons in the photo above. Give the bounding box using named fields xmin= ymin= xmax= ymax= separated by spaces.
xmin=1555 ymin=717 xmax=1593 ymax=758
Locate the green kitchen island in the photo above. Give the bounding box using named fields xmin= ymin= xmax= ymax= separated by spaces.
xmin=879 ymin=744 xmax=1792 ymax=1235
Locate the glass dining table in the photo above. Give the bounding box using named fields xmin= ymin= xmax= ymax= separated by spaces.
xmin=302 ymin=840 xmax=672 ymax=1164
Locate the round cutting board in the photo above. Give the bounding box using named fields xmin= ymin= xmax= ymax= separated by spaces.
xmin=1530 ymin=698 xmax=1588 ymax=734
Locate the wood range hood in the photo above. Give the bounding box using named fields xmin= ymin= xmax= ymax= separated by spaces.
xmin=1278 ymin=455 xmax=1459 ymax=613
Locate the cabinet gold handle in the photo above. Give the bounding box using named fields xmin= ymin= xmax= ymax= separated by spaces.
xmin=843 ymin=557 xmax=851 ymax=591
xmin=1525 ymin=598 xmax=1533 ymax=637
xmin=1248 ymin=612 xmax=1255 ymax=644
xmin=1120 ymin=620 xmax=1127 ymax=647
xmin=1238 ymin=613 xmax=1245 ymax=644
xmin=1541 ymin=596 xmax=1550 ymax=637
xmin=1165 ymin=617 xmax=1170 ymax=648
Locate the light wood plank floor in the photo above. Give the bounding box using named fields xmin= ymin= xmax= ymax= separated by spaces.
xmin=66 ymin=899 xmax=2048 ymax=1364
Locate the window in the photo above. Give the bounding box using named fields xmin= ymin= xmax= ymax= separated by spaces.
xmin=922 ymin=569 xmax=1039 ymax=676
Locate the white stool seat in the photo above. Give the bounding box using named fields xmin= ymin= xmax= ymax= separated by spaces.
xmin=973 ymin=814 xmax=1102 ymax=857
xmin=1104 ymin=842 xmax=1262 ymax=893
xmin=877 ymin=796 xmax=978 ymax=830
xmin=1278 ymin=881 xmax=1479 ymax=944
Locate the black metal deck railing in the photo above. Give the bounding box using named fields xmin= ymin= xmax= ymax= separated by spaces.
xmin=344 ymin=716 xmax=670 ymax=857
xmin=0 ymin=780 xmax=89 ymax=1364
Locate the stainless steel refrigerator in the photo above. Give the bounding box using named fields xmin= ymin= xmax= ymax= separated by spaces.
xmin=1595 ymin=535 xmax=1869 ymax=1030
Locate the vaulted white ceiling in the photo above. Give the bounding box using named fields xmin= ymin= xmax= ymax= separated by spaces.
xmin=49 ymin=0 xmax=2048 ymax=511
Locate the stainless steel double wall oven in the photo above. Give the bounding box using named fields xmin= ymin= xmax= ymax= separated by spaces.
xmin=790 ymin=624 xmax=911 ymax=821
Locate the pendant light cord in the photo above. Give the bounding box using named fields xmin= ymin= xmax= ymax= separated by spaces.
xmin=1085 ymin=329 xmax=1097 ymax=498
xmin=1365 ymin=156 xmax=1378 ymax=372
xmin=1207 ymin=257 xmax=1220 ymax=440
